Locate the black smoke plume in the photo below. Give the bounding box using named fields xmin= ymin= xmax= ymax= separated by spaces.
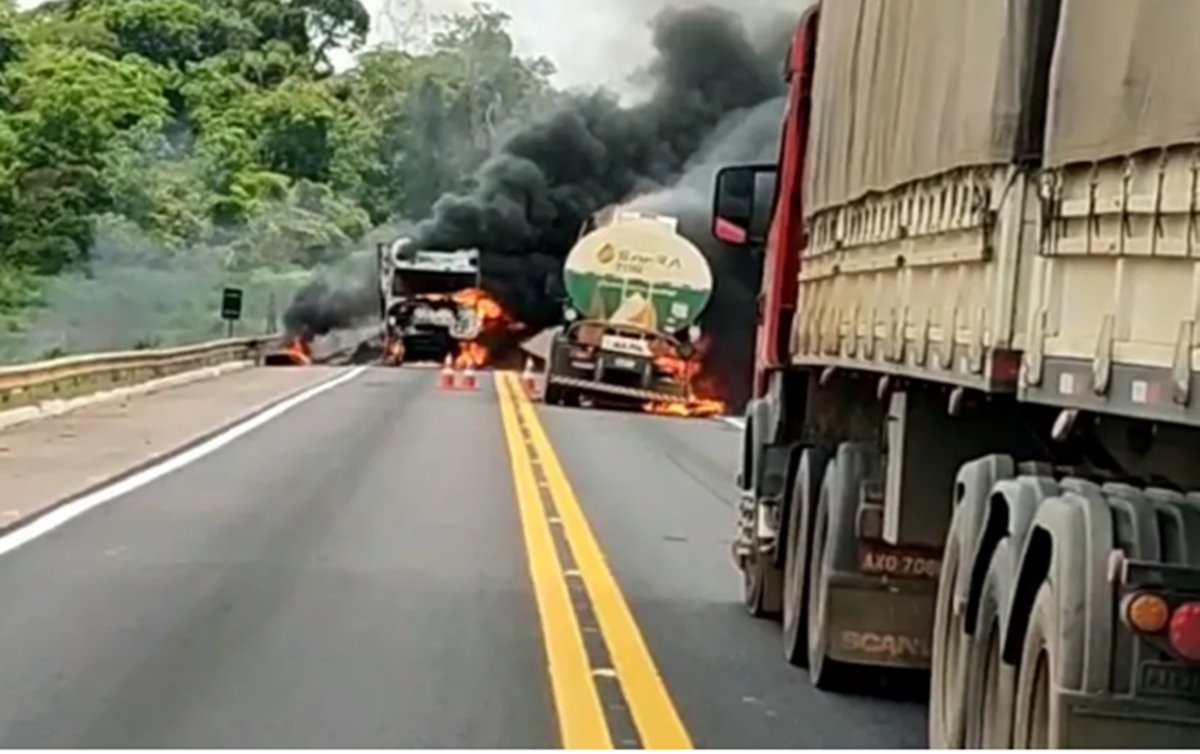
xmin=413 ymin=5 xmax=791 ymax=326
xmin=281 ymin=5 xmax=794 ymax=355
xmin=283 ymin=275 xmax=377 ymax=339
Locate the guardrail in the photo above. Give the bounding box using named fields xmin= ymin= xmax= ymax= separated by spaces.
xmin=0 ymin=336 xmax=280 ymax=413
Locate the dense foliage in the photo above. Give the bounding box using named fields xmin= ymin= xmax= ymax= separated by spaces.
xmin=0 ymin=0 xmax=556 ymax=358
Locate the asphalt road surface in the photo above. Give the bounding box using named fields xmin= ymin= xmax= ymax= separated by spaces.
xmin=0 ymin=367 xmax=926 ymax=748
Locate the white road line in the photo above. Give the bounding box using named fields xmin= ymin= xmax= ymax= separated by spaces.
xmin=719 ymin=416 xmax=746 ymax=430
xmin=0 ymin=366 xmax=368 ymax=558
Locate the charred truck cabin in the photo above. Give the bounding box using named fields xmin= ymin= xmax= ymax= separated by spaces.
xmin=377 ymin=239 xmax=482 ymax=365
xmin=543 ymin=207 xmax=713 ymax=408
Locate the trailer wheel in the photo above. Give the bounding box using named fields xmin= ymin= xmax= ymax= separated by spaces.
xmin=929 ymin=508 xmax=968 ymax=748
xmin=742 ymin=513 xmax=783 ymax=618
xmin=543 ymin=382 xmax=564 ymax=405
xmin=782 ymin=447 xmax=830 ymax=667
xmin=1011 ymin=582 xmax=1059 ymax=748
xmin=965 ymin=561 xmax=1015 ymax=748
xmin=929 ymin=455 xmax=1015 ymax=749
xmin=805 ymin=461 xmax=853 ymax=690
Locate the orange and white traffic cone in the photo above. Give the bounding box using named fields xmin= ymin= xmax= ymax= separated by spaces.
xmin=521 ymin=358 xmax=538 ymax=395
xmin=438 ymin=354 xmax=455 ymax=390
xmin=459 ymin=362 xmax=478 ymax=391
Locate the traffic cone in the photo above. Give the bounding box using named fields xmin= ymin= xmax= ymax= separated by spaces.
xmin=459 ymin=362 xmax=478 ymax=391
xmin=521 ymin=358 xmax=538 ymax=394
xmin=438 ymin=354 xmax=455 ymax=390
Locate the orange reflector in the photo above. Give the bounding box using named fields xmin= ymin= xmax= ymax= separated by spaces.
xmin=1127 ymin=592 xmax=1170 ymax=634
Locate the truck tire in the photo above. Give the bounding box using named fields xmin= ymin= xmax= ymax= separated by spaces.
xmin=964 ymin=476 xmax=1057 ymax=748
xmin=964 ymin=559 xmax=1016 ymax=748
xmin=1011 ymin=582 xmax=1060 ymax=748
xmin=543 ymin=382 xmax=564 ymax=405
xmin=929 ymin=455 xmax=1015 ymax=749
xmin=742 ymin=516 xmax=783 ymax=618
xmin=929 ymin=513 xmax=968 ymax=749
xmin=805 ymin=477 xmax=853 ymax=690
xmin=806 ymin=443 xmax=880 ymax=691
xmin=782 ymin=446 xmax=830 ymax=667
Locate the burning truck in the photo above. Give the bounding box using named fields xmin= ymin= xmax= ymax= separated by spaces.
xmin=543 ymin=208 xmax=723 ymax=415
xmin=377 ymin=239 xmax=505 ymax=366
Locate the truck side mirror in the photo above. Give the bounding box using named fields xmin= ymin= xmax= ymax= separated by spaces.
xmin=712 ymin=164 xmax=778 ymax=247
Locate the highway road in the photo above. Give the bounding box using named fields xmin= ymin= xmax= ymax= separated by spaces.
xmin=0 ymin=366 xmax=926 ymax=748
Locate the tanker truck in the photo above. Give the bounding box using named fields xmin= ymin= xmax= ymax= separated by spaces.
xmin=376 ymin=238 xmax=482 ymax=364
xmin=712 ymin=1 xmax=1200 ymax=748
xmin=543 ymin=208 xmax=714 ymax=409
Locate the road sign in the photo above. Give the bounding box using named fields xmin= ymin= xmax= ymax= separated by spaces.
xmin=221 ymin=287 xmax=243 ymax=321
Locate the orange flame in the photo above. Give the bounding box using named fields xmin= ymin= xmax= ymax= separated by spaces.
xmin=451 ymin=287 xmax=509 ymax=326
xmin=454 ymin=341 xmax=488 ymax=369
xmin=447 ymin=287 xmax=521 ymax=369
xmin=643 ymin=334 xmax=724 ymax=417
xmin=285 ymin=335 xmax=313 ymax=366
xmin=642 ymin=398 xmax=726 ymax=418
xmin=653 ymin=353 xmax=700 ymax=381
xmin=383 ymin=337 xmax=404 ymax=366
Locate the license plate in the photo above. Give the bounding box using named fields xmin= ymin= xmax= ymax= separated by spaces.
xmin=858 ymin=542 xmax=942 ymax=580
xmin=1139 ymin=662 xmax=1200 ymax=700
xmin=613 ymin=357 xmax=637 ymax=369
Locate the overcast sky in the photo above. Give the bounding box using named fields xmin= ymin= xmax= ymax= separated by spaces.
xmin=17 ymin=0 xmax=801 ymax=96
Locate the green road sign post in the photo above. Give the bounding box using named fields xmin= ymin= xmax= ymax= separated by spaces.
xmin=221 ymin=287 xmax=243 ymax=338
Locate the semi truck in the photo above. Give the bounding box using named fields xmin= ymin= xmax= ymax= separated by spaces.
xmin=543 ymin=207 xmax=714 ymax=408
xmin=713 ymin=0 xmax=1200 ymax=748
xmin=376 ymin=239 xmax=483 ymax=364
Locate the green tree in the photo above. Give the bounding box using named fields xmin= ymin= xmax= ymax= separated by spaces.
xmin=0 ymin=0 xmax=563 ymax=356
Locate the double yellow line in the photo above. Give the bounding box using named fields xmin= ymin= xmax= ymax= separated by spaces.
xmin=495 ymin=372 xmax=692 ymax=749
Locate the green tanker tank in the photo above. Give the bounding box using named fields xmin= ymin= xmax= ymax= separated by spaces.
xmin=543 ymin=208 xmax=715 ymax=408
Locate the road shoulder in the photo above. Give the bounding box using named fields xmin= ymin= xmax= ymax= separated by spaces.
xmin=0 ymin=367 xmax=345 ymax=534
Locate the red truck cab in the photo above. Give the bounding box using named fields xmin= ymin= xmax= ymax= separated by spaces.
xmin=712 ymin=7 xmax=818 ymax=399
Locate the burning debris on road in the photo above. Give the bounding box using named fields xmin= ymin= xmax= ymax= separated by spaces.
xmin=263 ymin=332 xmax=314 ymax=366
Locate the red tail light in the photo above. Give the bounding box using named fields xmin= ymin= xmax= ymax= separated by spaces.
xmin=1168 ymin=602 xmax=1200 ymax=663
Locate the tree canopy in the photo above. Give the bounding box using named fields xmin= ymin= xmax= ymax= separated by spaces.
xmin=0 ymin=0 xmax=557 ymax=355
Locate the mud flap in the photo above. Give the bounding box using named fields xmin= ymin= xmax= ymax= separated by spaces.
xmin=1059 ymin=691 xmax=1200 ymax=748
xmin=824 ymin=572 xmax=938 ymax=669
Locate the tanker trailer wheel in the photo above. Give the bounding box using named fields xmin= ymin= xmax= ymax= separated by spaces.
xmin=782 ymin=446 xmax=830 ymax=666
xmin=543 ymin=381 xmax=564 ymax=405
xmin=1011 ymin=582 xmax=1060 ymax=748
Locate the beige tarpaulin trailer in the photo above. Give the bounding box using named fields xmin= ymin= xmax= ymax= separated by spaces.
xmin=803 ymin=0 xmax=1200 ymax=215
xmin=1045 ymin=0 xmax=1200 ymax=166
